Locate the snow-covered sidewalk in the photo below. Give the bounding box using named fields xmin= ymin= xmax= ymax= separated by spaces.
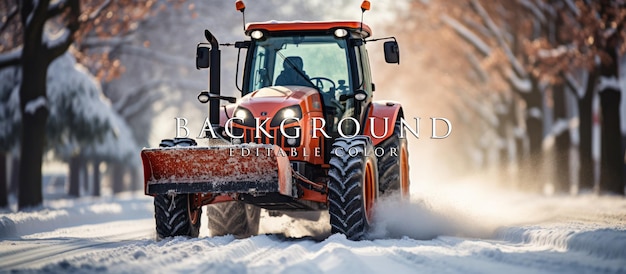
xmin=0 ymin=193 xmax=153 ymax=238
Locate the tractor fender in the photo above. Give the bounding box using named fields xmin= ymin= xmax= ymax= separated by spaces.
xmin=363 ymin=101 xmax=403 ymax=146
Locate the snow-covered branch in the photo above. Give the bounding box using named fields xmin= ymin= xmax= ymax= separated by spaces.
xmin=112 ymin=80 xmax=163 ymax=113
xmin=506 ymin=68 xmax=532 ymax=93
xmin=537 ymin=44 xmax=574 ymax=59
xmin=527 ymin=107 xmax=542 ymax=119
xmin=119 ymin=92 xmax=160 ymax=119
xmin=563 ymin=72 xmax=583 ymax=99
xmin=0 ymin=48 xmax=22 ymax=68
xmin=441 ymin=14 xmax=492 ymax=56
xmin=25 ymin=96 xmax=47 ymax=115
xmin=596 ymin=75 xmax=621 ymax=92
xmin=46 ymin=0 xmax=70 ymax=19
xmin=45 ymin=28 xmax=73 ymax=63
xmin=466 ymin=51 xmax=488 ymax=82
xmin=81 ymin=36 xmax=133 ymax=49
xmin=564 ymin=0 xmax=580 ymax=16
xmin=22 ymin=0 xmax=43 ymax=28
xmin=118 ymin=45 xmax=190 ymax=67
xmin=0 ymin=5 xmax=19 ymax=34
xmin=535 ymin=0 xmax=556 ymax=18
xmin=470 ymin=0 xmax=501 ymax=40
xmin=463 ymin=16 xmax=491 ymax=38
xmin=45 ymin=0 xmax=79 ymax=64
xmin=81 ymin=0 xmax=111 ymax=23
xmin=543 ymin=117 xmax=579 ymax=149
xmin=470 ymin=0 xmax=527 ymax=78
xmin=518 ymin=0 xmax=546 ymax=24
xmin=455 ymin=89 xmax=499 ymax=127
xmin=112 ymin=78 xmax=204 ymax=114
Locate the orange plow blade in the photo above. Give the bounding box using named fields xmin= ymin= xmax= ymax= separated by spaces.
xmin=141 ymin=144 xmax=293 ymax=196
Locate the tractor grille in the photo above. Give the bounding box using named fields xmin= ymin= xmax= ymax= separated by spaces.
xmin=233 ymin=124 xmax=301 ymax=148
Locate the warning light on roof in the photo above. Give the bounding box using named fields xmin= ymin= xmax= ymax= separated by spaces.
xmin=235 ymin=0 xmax=246 ymax=12
xmin=361 ymin=0 xmax=371 ymax=12
xmin=236 ymin=0 xmax=246 ymax=31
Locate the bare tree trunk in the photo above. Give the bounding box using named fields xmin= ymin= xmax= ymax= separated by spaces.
xmin=92 ymin=161 xmax=101 ymax=197
xmin=18 ymin=0 xmax=49 ymax=209
xmin=130 ymin=167 xmax=141 ymax=191
xmin=111 ymin=162 xmax=126 ymax=194
xmin=68 ymin=156 xmax=80 ymax=197
xmin=526 ymin=118 xmax=543 ymax=192
xmin=80 ymin=160 xmax=88 ymax=195
xmin=623 ymin=135 xmax=626 ymax=191
xmin=578 ymin=71 xmax=598 ymax=191
xmin=18 ymin=62 xmax=48 ymax=208
xmin=599 ymin=88 xmax=624 ymax=194
xmin=0 ymin=153 xmax=7 ymax=208
xmin=553 ymin=83 xmax=571 ymax=193
xmin=597 ymin=29 xmax=624 ymax=195
xmin=511 ymin=98 xmax=526 ymax=190
xmin=10 ymin=155 xmax=19 ymax=195
xmin=523 ymin=79 xmax=545 ymax=192
xmin=17 ymin=0 xmax=80 ymax=210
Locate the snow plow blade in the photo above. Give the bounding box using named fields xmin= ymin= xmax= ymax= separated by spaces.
xmin=141 ymin=144 xmax=293 ymax=196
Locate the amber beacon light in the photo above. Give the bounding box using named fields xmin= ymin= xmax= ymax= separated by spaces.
xmin=235 ymin=0 xmax=245 ymax=12
xmin=235 ymin=0 xmax=246 ymax=30
xmin=361 ymin=0 xmax=371 ymax=11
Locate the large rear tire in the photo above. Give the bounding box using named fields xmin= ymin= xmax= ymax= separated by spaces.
xmin=154 ymin=194 xmax=202 ymax=239
xmin=376 ymin=120 xmax=410 ymax=198
xmin=207 ymin=202 xmax=261 ymax=237
xmin=328 ymin=136 xmax=379 ymax=240
xmin=154 ymin=137 xmax=201 ymax=240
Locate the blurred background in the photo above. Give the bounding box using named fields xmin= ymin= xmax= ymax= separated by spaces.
xmin=0 ymin=0 xmax=624 ymax=210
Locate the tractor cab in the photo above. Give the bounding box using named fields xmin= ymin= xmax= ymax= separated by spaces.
xmin=241 ymin=21 xmax=376 ymax=137
xmin=235 ymin=21 xmax=399 ymax=141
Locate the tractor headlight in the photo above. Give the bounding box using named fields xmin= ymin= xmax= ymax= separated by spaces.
xmin=287 ymin=138 xmax=297 ymax=146
xmin=282 ymin=108 xmax=297 ymax=119
xmin=232 ymin=107 xmax=255 ymax=127
xmin=270 ymin=105 xmax=302 ymax=127
xmin=235 ymin=109 xmax=247 ymax=119
xmin=251 ymin=30 xmax=264 ymax=40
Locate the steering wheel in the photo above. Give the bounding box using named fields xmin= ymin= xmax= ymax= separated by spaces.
xmin=310 ymin=77 xmax=336 ymax=93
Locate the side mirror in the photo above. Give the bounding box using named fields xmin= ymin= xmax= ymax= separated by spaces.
xmin=196 ymin=45 xmax=210 ymax=69
xmin=383 ymin=41 xmax=400 ymax=64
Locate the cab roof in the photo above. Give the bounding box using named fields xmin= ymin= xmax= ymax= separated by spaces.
xmin=245 ymin=21 xmax=372 ymax=38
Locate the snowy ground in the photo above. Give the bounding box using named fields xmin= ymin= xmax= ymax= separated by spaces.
xmin=1 ymin=180 xmax=625 ymax=273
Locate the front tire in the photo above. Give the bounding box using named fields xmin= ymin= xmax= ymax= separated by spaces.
xmin=154 ymin=194 xmax=202 ymax=239
xmin=207 ymin=202 xmax=261 ymax=237
xmin=154 ymin=137 xmax=201 ymax=240
xmin=328 ymin=136 xmax=379 ymax=240
xmin=376 ymin=120 xmax=410 ymax=198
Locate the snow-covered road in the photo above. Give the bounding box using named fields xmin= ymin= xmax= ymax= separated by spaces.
xmin=1 ymin=182 xmax=625 ymax=273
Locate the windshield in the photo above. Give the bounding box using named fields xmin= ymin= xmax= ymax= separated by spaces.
xmin=247 ymin=35 xmax=351 ymax=94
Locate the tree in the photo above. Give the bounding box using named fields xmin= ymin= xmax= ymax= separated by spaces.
xmin=596 ymin=0 xmax=624 ymax=194
xmin=431 ymin=0 xmax=551 ymax=190
xmin=532 ymin=0 xmax=625 ymax=194
xmin=16 ymin=0 xmax=80 ymax=208
xmin=0 ymin=0 xmax=159 ymax=208
xmin=0 ymin=66 xmax=20 ymax=208
xmin=403 ymin=0 xmax=625 ymax=195
xmin=0 ymin=52 xmax=137 ymax=198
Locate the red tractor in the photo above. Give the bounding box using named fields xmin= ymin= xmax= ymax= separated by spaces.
xmin=141 ymin=1 xmax=409 ymax=240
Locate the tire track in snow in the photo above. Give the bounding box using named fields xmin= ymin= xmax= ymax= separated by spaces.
xmin=0 ymin=220 xmax=153 ymax=271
